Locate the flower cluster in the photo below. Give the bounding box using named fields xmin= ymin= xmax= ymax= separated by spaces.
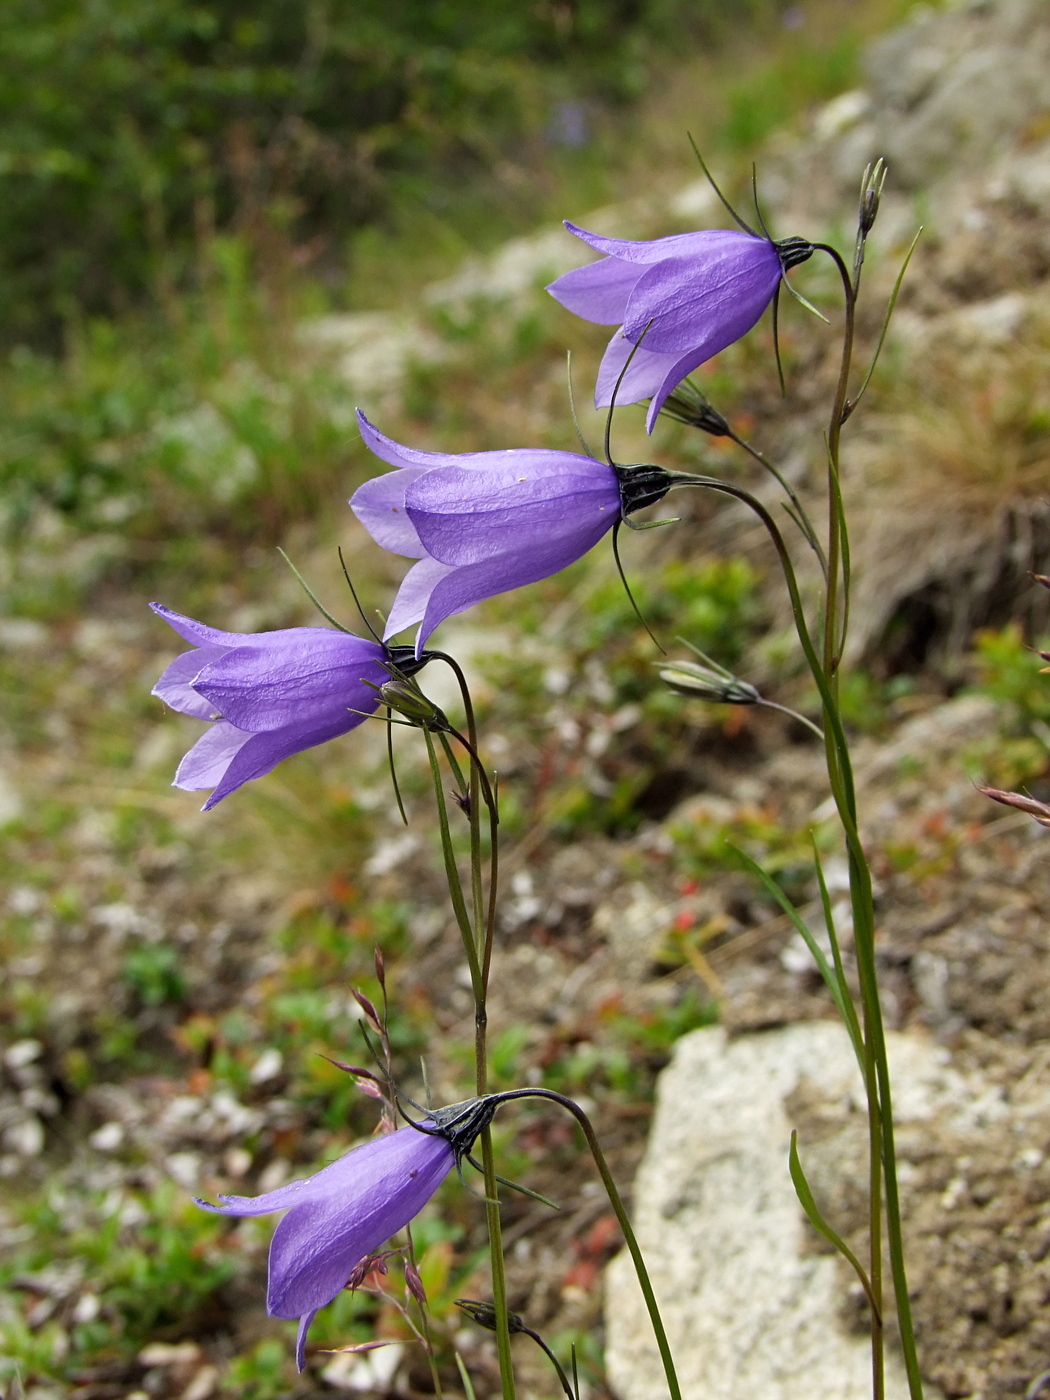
xmin=149 ymin=174 xmax=818 ymax=1374
xmin=152 ymin=195 xmax=808 ymax=797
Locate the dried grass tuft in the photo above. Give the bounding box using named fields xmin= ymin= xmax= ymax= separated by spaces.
xmin=841 ymin=294 xmax=1050 ymax=669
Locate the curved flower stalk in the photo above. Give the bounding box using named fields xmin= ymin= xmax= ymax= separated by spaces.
xmin=350 ymin=411 xmax=675 ymax=655
xmin=197 ymin=1118 xmax=460 ymax=1370
xmin=150 ymin=603 xmax=427 ymax=808
xmin=547 ymin=223 xmax=812 ymax=431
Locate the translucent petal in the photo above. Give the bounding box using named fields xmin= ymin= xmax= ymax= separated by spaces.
xmin=405 ymin=457 xmax=618 ymax=567
xmin=546 ymin=255 xmax=643 ymax=325
xmin=564 ymin=222 xmax=751 ymax=266
xmin=622 ymin=241 xmax=780 ymax=354
xmin=350 ymin=468 xmax=429 ymax=558
xmin=152 ymin=647 xmax=227 ymax=719
xmin=193 ymin=633 xmax=385 ymax=732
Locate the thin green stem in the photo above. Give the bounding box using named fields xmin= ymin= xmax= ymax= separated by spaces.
xmin=422 ymin=730 xmax=482 ymax=1002
xmin=520 ymin=1327 xmax=575 ymax=1400
xmin=425 ymin=654 xmax=513 ymax=1396
xmin=494 ymin=1088 xmax=682 ymax=1400
xmin=480 ymin=1125 xmax=516 ymax=1400
xmin=812 ymin=242 xmax=856 ymax=684
xmin=726 ymin=428 xmax=827 ymax=575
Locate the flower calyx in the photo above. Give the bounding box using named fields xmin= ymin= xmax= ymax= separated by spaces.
xmin=614 ymin=462 xmax=675 ymax=518
xmin=410 ymin=1095 xmax=501 ymax=1164
xmin=775 ymin=235 xmax=815 ymax=273
xmin=383 ymin=645 xmax=433 ymax=680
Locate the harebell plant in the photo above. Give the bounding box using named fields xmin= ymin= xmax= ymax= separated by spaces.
xmin=150 ymin=151 xmax=927 ymax=1400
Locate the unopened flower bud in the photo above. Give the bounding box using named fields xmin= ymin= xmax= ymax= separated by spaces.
xmin=404 ymin=1261 xmax=428 ymax=1307
xmin=657 ymin=379 xmax=730 ymax=436
xmin=858 ymin=158 xmax=887 ymax=236
xmin=379 ymin=679 xmax=448 ymax=729
xmin=979 ymin=786 xmax=1050 ymax=829
xmin=455 ymin=1299 xmax=527 ymax=1334
xmin=659 ymin=659 xmax=760 ymax=705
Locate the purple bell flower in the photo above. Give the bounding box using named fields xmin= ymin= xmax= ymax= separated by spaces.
xmin=151 ymin=603 xmax=424 ymax=809
xmin=351 ymin=411 xmax=673 ymax=655
xmin=197 ymin=1122 xmax=455 ymax=1370
xmin=547 ymin=223 xmax=812 ymax=432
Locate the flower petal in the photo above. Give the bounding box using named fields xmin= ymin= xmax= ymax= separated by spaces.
xmin=621 ymin=240 xmax=780 ymax=354
xmin=383 ymin=555 xmax=458 ymax=642
xmin=264 ymin=1129 xmax=454 ymax=1321
xmin=152 ymin=647 xmax=228 ymax=719
xmin=563 ymin=222 xmax=750 ymax=266
xmin=193 ymin=632 xmax=386 ymax=732
xmin=200 ymin=719 xmax=357 ymax=810
xmin=594 ymin=332 xmax=686 ymax=409
xmin=350 ymin=468 xmax=430 ymax=558
xmin=174 ymin=722 xmax=253 ymax=791
xmin=295 ymin=1311 xmax=318 ymax=1373
xmin=545 ymin=256 xmax=644 ymax=325
xmin=645 ymin=346 xmax=714 ymax=432
xmin=405 ymin=457 xmax=618 ymax=567
xmin=150 ymin=602 xmax=254 ymax=649
xmin=416 ymin=525 xmax=614 ymax=651
xmin=356 ymin=410 xmax=464 ymax=473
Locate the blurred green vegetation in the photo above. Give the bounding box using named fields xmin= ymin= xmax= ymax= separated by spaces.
xmin=1 ymin=0 xmax=788 ymax=345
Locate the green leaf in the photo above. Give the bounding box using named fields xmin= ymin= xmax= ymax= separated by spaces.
xmin=789 ymin=1130 xmax=880 ymax=1324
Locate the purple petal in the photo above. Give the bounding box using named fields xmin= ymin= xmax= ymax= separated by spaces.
xmin=350 ymin=468 xmax=429 ymax=558
xmin=295 ymin=1311 xmax=318 ymax=1372
xmin=150 ymin=602 xmax=261 ymax=649
xmin=383 ymin=556 xmax=457 ymax=641
xmin=356 ymin=410 xmax=464 ymax=473
xmin=621 ymin=241 xmax=780 ymax=354
xmin=174 ymin=722 xmax=253 ymax=791
xmin=405 ymin=456 xmax=618 ymax=567
xmin=646 ymin=345 xmax=722 ymax=432
xmin=594 ymin=332 xmax=686 ymax=409
xmin=265 ymin=1128 xmax=454 ymax=1320
xmin=152 ymin=647 xmax=229 ymax=720
xmin=198 ymin=1126 xmax=453 ymax=1312
xmin=416 ymin=525 xmax=614 ymax=651
xmin=192 ymin=632 xmax=386 ymax=732
xmin=545 ymin=257 xmax=644 ymax=325
xmin=564 ymin=223 xmax=751 ymax=266
xmin=200 ymin=719 xmax=358 ymax=810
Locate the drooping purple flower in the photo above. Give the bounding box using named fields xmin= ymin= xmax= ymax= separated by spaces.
xmin=150 ymin=604 xmax=425 ymax=809
xmin=547 ymin=223 xmax=812 ymax=432
xmin=196 ymin=1098 xmax=499 ymax=1370
xmin=198 ymin=1122 xmax=454 ymax=1370
xmin=350 ymin=411 xmax=674 ymax=655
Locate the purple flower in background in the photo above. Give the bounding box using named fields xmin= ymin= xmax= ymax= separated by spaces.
xmin=547 ymin=223 xmax=813 ymax=431
xmin=151 ymin=604 xmax=425 ymax=809
xmin=351 ymin=411 xmax=674 ymax=655
xmin=198 ymin=1122 xmax=455 ymax=1370
xmin=197 ymin=1098 xmax=498 ymax=1370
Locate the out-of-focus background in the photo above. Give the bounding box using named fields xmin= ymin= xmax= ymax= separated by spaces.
xmin=3 ymin=0 xmax=1050 ymax=1396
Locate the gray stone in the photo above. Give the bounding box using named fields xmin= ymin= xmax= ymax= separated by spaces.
xmin=604 ymin=1023 xmax=958 ymax=1400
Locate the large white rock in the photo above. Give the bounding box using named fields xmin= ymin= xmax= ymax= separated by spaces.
xmin=604 ymin=1023 xmax=957 ymax=1400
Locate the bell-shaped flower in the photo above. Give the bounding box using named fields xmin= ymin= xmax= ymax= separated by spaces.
xmin=151 ymin=604 xmax=423 ymax=809
xmin=547 ymin=222 xmax=812 ymax=432
xmin=197 ymin=1122 xmax=456 ymax=1370
xmin=351 ymin=411 xmax=674 ymax=655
